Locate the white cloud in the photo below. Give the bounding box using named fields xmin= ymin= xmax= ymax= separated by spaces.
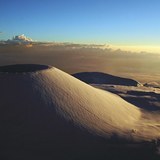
xmin=7 ymin=34 xmax=33 ymax=44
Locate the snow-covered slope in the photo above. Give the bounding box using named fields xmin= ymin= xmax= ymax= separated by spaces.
xmin=0 ymin=64 xmax=159 ymax=145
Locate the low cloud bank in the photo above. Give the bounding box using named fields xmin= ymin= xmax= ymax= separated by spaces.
xmin=1 ymin=34 xmax=160 ymax=54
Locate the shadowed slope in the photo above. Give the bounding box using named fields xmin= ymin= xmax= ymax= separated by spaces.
xmin=73 ymin=72 xmax=141 ymax=86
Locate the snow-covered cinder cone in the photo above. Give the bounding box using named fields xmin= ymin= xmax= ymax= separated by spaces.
xmin=0 ymin=64 xmax=160 ymax=159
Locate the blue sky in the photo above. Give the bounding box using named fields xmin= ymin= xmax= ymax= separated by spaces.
xmin=1 ymin=0 xmax=160 ymax=46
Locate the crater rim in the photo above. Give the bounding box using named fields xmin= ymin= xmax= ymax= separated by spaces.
xmin=0 ymin=64 xmax=52 ymax=74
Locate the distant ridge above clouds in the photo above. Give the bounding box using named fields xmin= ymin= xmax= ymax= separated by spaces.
xmin=73 ymin=72 xmax=142 ymax=87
